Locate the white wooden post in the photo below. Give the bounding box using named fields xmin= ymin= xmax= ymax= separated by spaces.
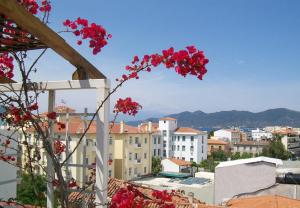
xmin=95 ymin=80 xmax=110 ymax=207
xmin=82 ymin=108 xmax=88 ymax=185
xmin=47 ymin=90 xmax=55 ymax=208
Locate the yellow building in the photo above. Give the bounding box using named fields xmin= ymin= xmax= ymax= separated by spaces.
xmin=21 ymin=106 xmax=114 ymax=187
xmin=111 ymin=121 xmax=152 ymax=180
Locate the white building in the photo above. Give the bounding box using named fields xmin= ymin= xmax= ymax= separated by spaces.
xmin=281 ymin=135 xmax=300 ymax=156
xmin=251 ymin=128 xmax=272 ymax=141
xmin=161 ymin=158 xmax=192 ymax=173
xmin=214 ymin=129 xmax=241 ymax=143
xmin=214 ymin=157 xmax=283 ymax=204
xmin=158 ymin=117 xmax=178 ymax=158
xmin=172 ymin=127 xmax=208 ymax=163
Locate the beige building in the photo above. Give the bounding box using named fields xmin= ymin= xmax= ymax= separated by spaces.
xmin=207 ymin=139 xmax=230 ymax=155
xmin=111 ymin=121 xmax=152 ymax=180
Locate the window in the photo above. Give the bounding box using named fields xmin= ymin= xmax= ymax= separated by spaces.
xmin=250 ymin=146 xmax=252 ymax=150
xmin=177 ymin=136 xmax=180 ymax=141
xmin=158 ymin=137 xmax=161 ymax=144
xmin=109 ymin=153 xmax=113 ymax=160
xmin=177 ymin=145 xmax=180 ymax=151
xmin=190 ymin=158 xmax=194 ymax=162
xmin=109 ymin=170 xmax=112 ymax=177
xmin=129 ymin=137 xmax=132 ymax=144
xmin=144 ymin=167 xmax=147 ymax=173
xmin=86 ymin=158 xmax=89 ymax=164
xmin=129 ymin=168 xmax=132 ymax=176
xmin=135 ymin=137 xmax=139 ymax=144
xmin=190 ymin=146 xmax=194 ymax=152
xmin=154 ymin=137 xmax=157 ymax=144
xmin=154 ymin=149 xmax=156 ymax=156
xmin=109 ymin=138 xmax=113 ymax=145
xmin=163 ymin=130 xmax=167 ymax=136
xmin=219 ymin=146 xmax=222 ymax=150
xmin=202 ymin=137 xmax=204 ymax=144
xmin=129 ymin=153 xmax=132 ymax=160
xmin=191 ymin=136 xmax=194 ymax=142
xmin=144 ymin=153 xmax=147 ymax=159
xmin=163 ymin=150 xmax=166 ymax=157
xmin=158 ymin=149 xmax=161 ymax=156
xmin=182 ymin=157 xmax=185 ymax=160
xmin=163 ymin=141 xmax=166 ymax=148
xmin=145 ymin=138 xmax=147 ymax=144
xmin=182 ymin=146 xmax=186 ymax=151
xmin=182 ymin=136 xmax=186 ymax=142
xmin=202 ymin=146 xmax=204 ymax=153
xmin=134 ymin=153 xmax=138 ymax=160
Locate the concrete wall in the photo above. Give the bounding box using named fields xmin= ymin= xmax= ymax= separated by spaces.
xmin=214 ymin=161 xmax=276 ymax=204
xmin=0 ymin=160 xmax=17 ymax=200
xmin=161 ymin=159 xmax=179 ymax=173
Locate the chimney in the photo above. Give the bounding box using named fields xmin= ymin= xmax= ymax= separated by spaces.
xmin=148 ymin=121 xmax=152 ymax=132
xmin=120 ymin=121 xmax=125 ymax=133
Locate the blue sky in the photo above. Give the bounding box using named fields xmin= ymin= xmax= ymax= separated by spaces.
xmin=24 ymin=0 xmax=300 ymax=120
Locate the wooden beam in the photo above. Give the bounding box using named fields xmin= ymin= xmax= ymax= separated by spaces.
xmin=0 ymin=0 xmax=106 ymax=79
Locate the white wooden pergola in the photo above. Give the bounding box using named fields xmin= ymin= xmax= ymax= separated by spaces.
xmin=0 ymin=1 xmax=111 ymax=207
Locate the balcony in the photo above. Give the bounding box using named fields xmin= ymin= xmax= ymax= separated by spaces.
xmin=134 ymin=143 xmax=142 ymax=148
xmin=134 ymin=158 xmax=142 ymax=164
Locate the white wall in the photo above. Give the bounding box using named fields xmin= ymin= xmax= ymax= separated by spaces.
xmin=161 ymin=159 xmax=179 ymax=173
xmin=214 ymin=161 xmax=277 ymax=204
xmin=159 ymin=120 xmax=177 ymax=158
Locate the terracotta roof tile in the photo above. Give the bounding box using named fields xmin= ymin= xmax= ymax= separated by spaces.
xmin=227 ymin=195 xmax=300 ymax=208
xmin=168 ymin=158 xmax=192 ymax=166
xmin=175 ymin=127 xmax=204 ymax=134
xmin=208 ymin=139 xmax=228 ymax=145
xmin=160 ymin=117 xmax=177 ymax=121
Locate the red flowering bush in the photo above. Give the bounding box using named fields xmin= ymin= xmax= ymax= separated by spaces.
xmin=113 ymin=97 xmax=142 ymax=116
xmin=53 ymin=140 xmax=65 ymax=155
xmin=117 ymin=46 xmax=208 ymax=83
xmin=0 ymin=53 xmax=14 ymax=79
xmin=110 ymin=185 xmax=145 ymax=208
xmin=63 ymin=17 xmax=112 ymax=55
xmin=18 ymin=0 xmax=51 ymax=14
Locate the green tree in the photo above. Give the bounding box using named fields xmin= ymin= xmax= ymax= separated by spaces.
xmin=231 ymin=152 xmax=241 ymax=160
xmin=152 ymin=157 xmax=162 ymax=174
xmin=241 ymin=152 xmax=253 ymax=159
xmin=211 ymin=150 xmax=228 ymax=161
xmin=200 ymin=158 xmax=218 ymax=172
xmin=17 ymin=174 xmax=47 ymax=207
xmin=208 ymin=130 xmax=215 ymax=139
xmin=261 ymin=140 xmax=292 ymax=160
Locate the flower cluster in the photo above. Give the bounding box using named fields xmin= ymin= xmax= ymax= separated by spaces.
xmin=113 ymin=97 xmax=142 ymax=116
xmin=1 ymin=103 xmax=38 ymax=125
xmin=63 ymin=17 xmax=111 ymax=55
xmin=18 ymin=0 xmax=51 ymax=14
xmin=0 ymin=53 xmax=14 ymax=79
xmin=111 ymin=185 xmax=145 ymax=208
xmin=152 ymin=190 xmax=175 ymax=208
xmin=53 ymin=140 xmax=65 ymax=155
xmin=117 ymin=46 xmax=208 ymax=82
xmin=0 ymin=139 xmax=16 ymax=162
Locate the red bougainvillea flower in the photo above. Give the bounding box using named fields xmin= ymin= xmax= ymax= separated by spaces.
xmin=18 ymin=0 xmax=51 ymax=14
xmin=46 ymin=112 xmax=57 ymax=120
xmin=57 ymin=122 xmax=66 ymax=130
xmin=54 ymin=140 xmax=65 ymax=155
xmin=118 ymin=46 xmax=208 ymax=83
xmin=113 ymin=97 xmax=142 ymax=116
xmin=0 ymin=53 xmax=14 ymax=79
xmin=63 ymin=17 xmax=111 ymax=55
xmin=111 ymin=185 xmax=145 ymax=208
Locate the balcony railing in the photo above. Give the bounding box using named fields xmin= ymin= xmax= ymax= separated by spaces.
xmin=134 ymin=158 xmax=142 ymax=164
xmin=134 ymin=143 xmax=142 ymax=148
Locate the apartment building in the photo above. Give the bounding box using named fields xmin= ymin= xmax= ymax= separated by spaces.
xmin=111 ymin=121 xmax=152 ymax=181
xmin=208 ymin=139 xmax=230 ymax=155
xmin=251 ymin=128 xmax=273 ymax=141
xmin=231 ymin=141 xmax=269 ymax=155
xmin=214 ymin=129 xmax=241 ymax=143
xmin=158 ymin=117 xmax=178 ymax=158
xmin=171 ymin=127 xmax=208 ymax=163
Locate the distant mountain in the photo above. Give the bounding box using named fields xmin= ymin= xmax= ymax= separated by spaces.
xmin=127 ymin=108 xmax=300 ymax=129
